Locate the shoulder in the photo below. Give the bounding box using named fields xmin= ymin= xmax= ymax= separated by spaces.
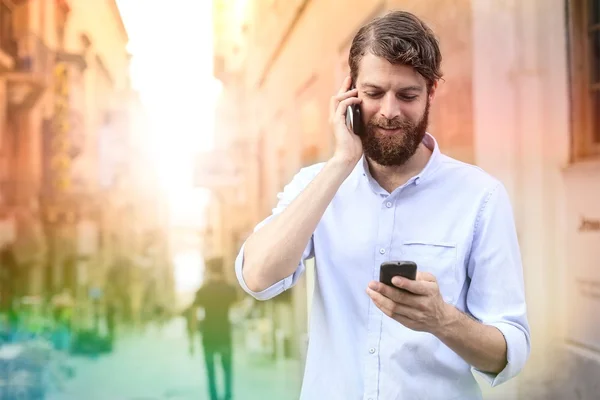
xmin=436 ymin=154 xmax=505 ymax=193
xmin=279 ymin=162 xmax=327 ymax=199
xmin=291 ymin=162 xmax=327 ymax=186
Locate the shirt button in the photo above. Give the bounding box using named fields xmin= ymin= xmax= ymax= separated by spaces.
xmin=379 ymin=248 xmax=385 ymax=255
xmin=369 ymin=348 xmax=376 ymax=354
xmin=386 ymin=202 xmax=392 ymax=208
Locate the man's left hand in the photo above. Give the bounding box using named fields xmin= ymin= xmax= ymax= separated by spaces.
xmin=366 ymin=272 xmax=453 ymax=334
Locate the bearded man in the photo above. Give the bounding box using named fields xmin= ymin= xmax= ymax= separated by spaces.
xmin=235 ymin=10 xmax=530 ymax=400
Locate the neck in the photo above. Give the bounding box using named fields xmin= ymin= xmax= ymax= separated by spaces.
xmin=366 ymin=143 xmax=432 ymax=193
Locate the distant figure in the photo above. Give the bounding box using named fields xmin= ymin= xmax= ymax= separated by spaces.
xmin=106 ymin=301 xmax=117 ymax=343
xmin=194 ymin=257 xmax=238 ymax=400
xmin=184 ymin=303 xmax=198 ymax=356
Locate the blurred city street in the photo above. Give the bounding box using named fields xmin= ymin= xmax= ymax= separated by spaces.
xmin=48 ymin=317 xmax=303 ymax=400
xmin=0 ymin=0 xmax=599 ymax=399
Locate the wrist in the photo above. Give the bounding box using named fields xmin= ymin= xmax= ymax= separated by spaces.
xmin=330 ymin=153 xmax=361 ymax=170
xmin=432 ymin=303 xmax=461 ymax=339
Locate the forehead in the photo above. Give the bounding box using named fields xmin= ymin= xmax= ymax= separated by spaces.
xmin=357 ymin=52 xmax=426 ymax=89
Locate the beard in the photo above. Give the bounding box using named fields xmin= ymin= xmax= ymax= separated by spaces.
xmin=361 ymin=100 xmax=430 ymax=166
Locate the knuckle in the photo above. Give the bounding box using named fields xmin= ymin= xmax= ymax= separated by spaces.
xmin=394 ymin=292 xmax=404 ymax=304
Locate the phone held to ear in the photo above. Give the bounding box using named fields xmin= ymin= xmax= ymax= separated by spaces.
xmin=345 ymin=83 xmax=365 ymax=137
xmin=379 ymin=261 xmax=418 ymax=287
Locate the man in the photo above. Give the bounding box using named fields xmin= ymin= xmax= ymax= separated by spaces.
xmin=194 ymin=258 xmax=238 ymax=400
xmin=235 ymin=10 xmax=530 ymax=400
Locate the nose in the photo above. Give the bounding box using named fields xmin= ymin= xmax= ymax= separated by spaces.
xmin=379 ymin=93 xmax=402 ymax=120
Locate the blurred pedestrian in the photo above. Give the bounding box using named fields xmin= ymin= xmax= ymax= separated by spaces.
xmin=194 ymin=257 xmax=238 ymax=400
xmin=183 ymin=303 xmax=198 ymax=356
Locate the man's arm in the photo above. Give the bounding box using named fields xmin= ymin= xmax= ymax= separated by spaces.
xmin=367 ymin=274 xmax=507 ymax=373
xmin=436 ymin=305 xmax=507 ymax=373
xmin=243 ymin=158 xmax=355 ymax=292
xmin=367 ymin=182 xmax=530 ymax=384
xmin=242 ymin=77 xmax=363 ymax=293
xmin=461 ymin=182 xmax=531 ymax=383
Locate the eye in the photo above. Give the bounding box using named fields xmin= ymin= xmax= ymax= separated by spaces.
xmin=364 ymin=92 xmax=383 ymax=98
xmin=399 ymin=95 xmax=418 ymax=101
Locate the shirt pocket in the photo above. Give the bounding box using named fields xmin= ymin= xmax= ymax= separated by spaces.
xmin=400 ymin=240 xmax=459 ymax=304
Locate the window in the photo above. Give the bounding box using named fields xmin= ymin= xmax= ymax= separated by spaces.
xmin=0 ymin=1 xmax=16 ymax=57
xmin=569 ymin=0 xmax=600 ymax=160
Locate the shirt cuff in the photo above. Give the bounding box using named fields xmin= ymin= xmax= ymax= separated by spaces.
xmin=471 ymin=321 xmax=531 ymax=387
xmin=234 ymin=242 xmax=295 ymax=301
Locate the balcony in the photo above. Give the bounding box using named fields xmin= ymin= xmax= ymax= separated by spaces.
xmin=6 ymin=32 xmax=52 ymax=111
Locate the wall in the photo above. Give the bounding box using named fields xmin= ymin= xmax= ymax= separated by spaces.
xmin=472 ymin=0 xmax=600 ymax=398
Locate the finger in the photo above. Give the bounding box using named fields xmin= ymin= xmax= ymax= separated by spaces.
xmin=334 ymin=88 xmax=358 ymax=102
xmin=370 ymin=281 xmax=403 ymax=302
xmin=366 ymin=288 xmax=397 ymax=317
xmin=334 ymin=96 xmax=362 ymax=122
xmin=389 ymin=303 xmax=420 ymax=321
xmin=417 ymin=272 xmax=437 ymax=282
xmin=337 ymin=75 xmax=352 ymax=95
xmin=368 ymin=288 xmax=420 ymax=321
xmin=330 ymin=88 xmax=358 ymax=120
xmin=370 ymin=281 xmax=422 ymax=308
xmin=391 ymin=276 xmax=431 ymax=296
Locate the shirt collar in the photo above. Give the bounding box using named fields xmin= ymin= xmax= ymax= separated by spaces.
xmin=354 ymin=132 xmax=442 ymax=193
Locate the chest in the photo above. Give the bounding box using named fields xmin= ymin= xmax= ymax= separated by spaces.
xmin=314 ymin=187 xmax=479 ymax=304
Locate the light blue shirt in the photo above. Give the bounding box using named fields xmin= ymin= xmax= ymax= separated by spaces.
xmin=235 ymin=133 xmax=530 ymax=400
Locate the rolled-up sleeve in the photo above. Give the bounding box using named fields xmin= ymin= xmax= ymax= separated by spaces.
xmin=234 ymin=164 xmax=323 ymax=301
xmin=466 ymin=182 xmax=531 ymax=386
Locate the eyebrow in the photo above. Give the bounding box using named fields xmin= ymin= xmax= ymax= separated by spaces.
xmin=362 ymin=83 xmax=423 ymax=92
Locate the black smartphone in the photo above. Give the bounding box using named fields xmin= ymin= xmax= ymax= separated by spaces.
xmin=345 ymin=82 xmax=365 ymax=136
xmin=379 ymin=261 xmax=418 ymax=287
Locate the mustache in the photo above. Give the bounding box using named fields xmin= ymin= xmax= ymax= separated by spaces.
xmin=369 ymin=117 xmax=414 ymax=130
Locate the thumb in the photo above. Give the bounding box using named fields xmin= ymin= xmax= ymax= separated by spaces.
xmin=417 ymin=271 xmax=437 ymax=282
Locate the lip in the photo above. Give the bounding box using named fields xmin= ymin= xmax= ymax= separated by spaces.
xmin=376 ymin=127 xmax=403 ymax=135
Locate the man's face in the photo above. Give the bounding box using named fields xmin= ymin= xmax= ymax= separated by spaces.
xmin=356 ymin=53 xmax=436 ymax=166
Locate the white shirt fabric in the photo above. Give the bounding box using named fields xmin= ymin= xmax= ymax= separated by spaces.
xmin=235 ymin=133 xmax=530 ymax=400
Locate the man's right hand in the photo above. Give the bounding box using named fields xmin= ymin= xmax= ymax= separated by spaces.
xmin=329 ymin=76 xmax=363 ymax=165
xmin=242 ymin=79 xmax=363 ymax=294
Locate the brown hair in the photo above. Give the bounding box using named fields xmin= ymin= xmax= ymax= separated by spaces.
xmin=348 ymin=10 xmax=443 ymax=90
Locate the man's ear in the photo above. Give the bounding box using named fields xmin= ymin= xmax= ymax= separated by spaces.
xmin=428 ymin=80 xmax=439 ymax=103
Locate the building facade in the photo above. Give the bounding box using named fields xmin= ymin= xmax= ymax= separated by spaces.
xmin=0 ymin=0 xmax=172 ymax=330
xmin=211 ymin=0 xmax=600 ymax=398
